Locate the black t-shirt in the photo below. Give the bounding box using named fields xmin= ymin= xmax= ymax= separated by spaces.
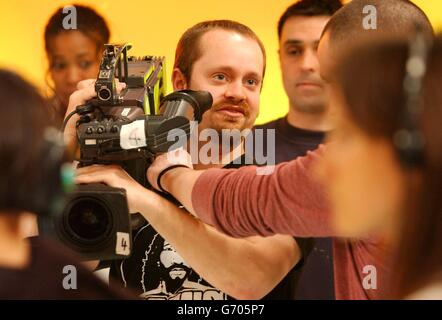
xmin=0 ymin=237 xmax=133 ymax=299
xmin=254 ymin=116 xmax=326 ymax=163
xmin=109 ymin=154 xmax=312 ymax=300
xmin=110 ymin=211 xmax=229 ymax=300
xmin=255 ymin=117 xmax=335 ymax=300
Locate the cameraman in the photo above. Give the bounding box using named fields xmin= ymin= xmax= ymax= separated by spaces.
xmin=70 ymin=21 xmax=308 ymax=300
xmin=75 ymin=0 xmax=435 ymax=300
xmin=143 ymin=0 xmax=435 ymax=300
xmin=0 ymin=69 xmax=132 ymax=299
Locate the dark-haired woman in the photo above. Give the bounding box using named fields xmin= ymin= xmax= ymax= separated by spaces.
xmin=44 ymin=4 xmax=110 ymax=125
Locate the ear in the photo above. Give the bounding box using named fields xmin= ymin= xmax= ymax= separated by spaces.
xmin=172 ymin=68 xmax=188 ymax=91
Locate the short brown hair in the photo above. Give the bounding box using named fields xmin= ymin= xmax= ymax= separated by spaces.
xmin=173 ymin=20 xmax=266 ymax=83
xmin=278 ymin=0 xmax=343 ymax=39
xmin=322 ymin=0 xmax=434 ymax=46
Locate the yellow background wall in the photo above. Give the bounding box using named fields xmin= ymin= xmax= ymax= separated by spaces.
xmin=0 ymin=0 xmax=441 ymax=124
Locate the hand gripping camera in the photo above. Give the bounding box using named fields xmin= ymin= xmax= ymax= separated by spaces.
xmin=39 ymin=44 xmax=212 ymax=260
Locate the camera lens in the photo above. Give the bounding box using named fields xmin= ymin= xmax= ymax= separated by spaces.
xmin=64 ymin=198 xmax=113 ymax=245
xmin=98 ymin=87 xmax=111 ymax=101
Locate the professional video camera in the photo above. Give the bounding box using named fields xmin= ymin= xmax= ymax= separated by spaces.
xmin=39 ymin=43 xmax=212 ymax=260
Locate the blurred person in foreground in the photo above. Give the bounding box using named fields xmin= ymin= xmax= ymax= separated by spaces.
xmin=0 ymin=69 xmax=132 ymax=299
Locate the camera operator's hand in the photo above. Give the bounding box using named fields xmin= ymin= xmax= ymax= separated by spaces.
xmin=63 ymin=79 xmax=127 ymax=157
xmin=75 ymin=164 xmax=153 ymax=214
xmin=147 ymin=147 xmax=193 ymax=192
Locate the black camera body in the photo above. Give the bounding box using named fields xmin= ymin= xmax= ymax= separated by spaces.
xmin=93 ymin=43 xmax=165 ymax=115
xmin=49 ymin=184 xmax=132 ymax=259
xmin=39 ymin=44 xmax=212 ymax=261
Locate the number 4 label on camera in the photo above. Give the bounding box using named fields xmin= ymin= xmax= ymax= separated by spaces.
xmin=116 ymin=232 xmax=130 ymax=256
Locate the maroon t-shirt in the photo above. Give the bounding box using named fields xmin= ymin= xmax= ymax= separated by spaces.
xmin=191 ymin=146 xmax=389 ymax=299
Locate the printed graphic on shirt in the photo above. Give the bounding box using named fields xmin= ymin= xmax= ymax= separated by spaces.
xmin=121 ymin=224 xmax=227 ymax=300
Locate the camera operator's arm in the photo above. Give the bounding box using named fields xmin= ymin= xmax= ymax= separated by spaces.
xmin=76 ymin=165 xmax=301 ymax=299
xmin=147 ymin=148 xmax=202 ymax=214
xmin=149 ymin=145 xmax=333 ymax=238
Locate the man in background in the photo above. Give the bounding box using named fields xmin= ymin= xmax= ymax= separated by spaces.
xmin=255 ymin=0 xmax=343 ymax=299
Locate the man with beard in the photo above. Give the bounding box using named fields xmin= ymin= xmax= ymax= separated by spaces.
xmin=72 ymin=20 xmax=308 ymax=300
xmin=143 ymin=0 xmax=434 ymax=300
